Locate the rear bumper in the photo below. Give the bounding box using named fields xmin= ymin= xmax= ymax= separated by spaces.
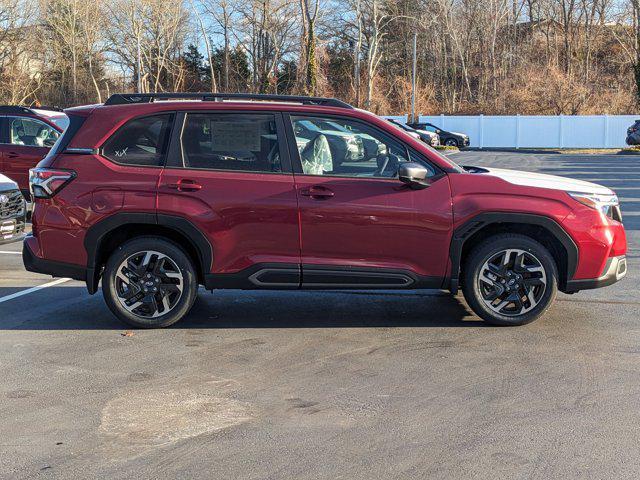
xmin=22 ymin=235 xmax=86 ymax=281
xmin=565 ymin=255 xmax=627 ymax=292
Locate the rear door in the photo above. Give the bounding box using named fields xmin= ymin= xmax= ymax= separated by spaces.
xmin=2 ymin=116 xmax=60 ymax=193
xmin=157 ymin=111 xmax=300 ymax=285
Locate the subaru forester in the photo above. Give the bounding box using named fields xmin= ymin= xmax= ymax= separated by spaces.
xmin=23 ymin=93 xmax=627 ymax=328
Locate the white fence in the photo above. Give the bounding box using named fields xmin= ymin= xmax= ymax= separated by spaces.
xmin=387 ymin=115 xmax=638 ymax=149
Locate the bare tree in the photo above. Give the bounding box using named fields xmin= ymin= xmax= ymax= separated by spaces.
xmin=235 ymin=0 xmax=297 ymax=93
xmin=200 ymin=0 xmax=237 ymax=91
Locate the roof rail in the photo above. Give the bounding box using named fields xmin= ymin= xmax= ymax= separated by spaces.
xmin=0 ymin=105 xmax=36 ymax=115
xmin=104 ymin=92 xmax=354 ymax=109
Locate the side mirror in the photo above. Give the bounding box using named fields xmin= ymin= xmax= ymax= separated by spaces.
xmin=398 ymin=162 xmax=430 ymax=189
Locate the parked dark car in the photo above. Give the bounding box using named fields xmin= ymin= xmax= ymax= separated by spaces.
xmin=387 ymin=119 xmax=439 ymax=146
xmin=0 ymin=173 xmax=26 ymax=244
xmin=0 ymin=106 xmax=67 ymax=198
xmin=407 ymin=122 xmax=469 ymax=148
xmin=626 ymin=120 xmax=640 ymax=146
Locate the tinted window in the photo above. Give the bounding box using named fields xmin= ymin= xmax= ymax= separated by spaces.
xmin=291 ymin=115 xmax=435 ymax=179
xmin=9 ymin=117 xmax=61 ymax=147
xmin=180 ymin=113 xmax=281 ymax=173
xmin=102 ymin=114 xmax=172 ymax=166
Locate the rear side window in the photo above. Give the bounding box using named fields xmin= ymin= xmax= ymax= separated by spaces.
xmin=102 ymin=114 xmax=173 ymax=166
xmin=179 ymin=113 xmax=282 ymax=173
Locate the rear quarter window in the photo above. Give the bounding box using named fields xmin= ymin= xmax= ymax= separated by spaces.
xmin=102 ymin=114 xmax=173 ymax=167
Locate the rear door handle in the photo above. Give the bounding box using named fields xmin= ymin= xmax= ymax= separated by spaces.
xmin=7 ymin=152 xmax=19 ymax=158
xmin=300 ymin=185 xmax=334 ymax=199
xmin=167 ymin=179 xmax=202 ymax=192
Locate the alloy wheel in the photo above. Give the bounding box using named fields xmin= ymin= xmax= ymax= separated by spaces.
xmin=476 ymin=248 xmax=547 ymax=317
xmin=114 ymin=250 xmax=184 ymax=318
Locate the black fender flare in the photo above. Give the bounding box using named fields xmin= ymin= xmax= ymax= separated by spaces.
xmin=447 ymin=212 xmax=578 ymax=293
xmin=83 ymin=212 xmax=212 ymax=294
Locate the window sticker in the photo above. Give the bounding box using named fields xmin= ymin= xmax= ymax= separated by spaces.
xmin=210 ymin=121 xmax=261 ymax=151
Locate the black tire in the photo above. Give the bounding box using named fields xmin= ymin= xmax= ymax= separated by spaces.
xmin=102 ymin=237 xmax=198 ymax=328
xmin=445 ymin=138 xmax=459 ymax=147
xmin=462 ymin=234 xmax=558 ymax=326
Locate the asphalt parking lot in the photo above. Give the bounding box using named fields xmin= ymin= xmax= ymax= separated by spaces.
xmin=1 ymin=150 xmax=640 ymax=479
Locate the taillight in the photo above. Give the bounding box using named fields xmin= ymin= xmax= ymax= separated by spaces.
xmin=29 ymin=167 xmax=76 ymax=199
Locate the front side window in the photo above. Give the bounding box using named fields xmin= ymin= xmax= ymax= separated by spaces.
xmin=102 ymin=114 xmax=172 ymax=166
xmin=291 ymin=115 xmax=435 ymax=178
xmin=9 ymin=117 xmax=61 ymax=147
xmin=179 ymin=113 xmax=282 ymax=173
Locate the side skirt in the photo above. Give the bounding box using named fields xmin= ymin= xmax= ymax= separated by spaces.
xmin=204 ymin=263 xmax=443 ymax=290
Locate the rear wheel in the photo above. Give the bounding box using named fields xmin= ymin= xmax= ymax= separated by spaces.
xmin=462 ymin=234 xmax=558 ymax=326
xmin=102 ymin=237 xmax=198 ymax=328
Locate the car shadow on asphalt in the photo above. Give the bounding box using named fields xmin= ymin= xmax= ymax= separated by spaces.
xmin=0 ymin=288 xmax=483 ymax=329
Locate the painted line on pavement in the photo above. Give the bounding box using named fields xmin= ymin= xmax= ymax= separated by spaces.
xmin=0 ymin=278 xmax=71 ymax=304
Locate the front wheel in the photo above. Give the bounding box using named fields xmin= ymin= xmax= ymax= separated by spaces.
xmin=462 ymin=234 xmax=558 ymax=326
xmin=102 ymin=237 xmax=198 ymax=328
xmin=445 ymin=138 xmax=459 ymax=147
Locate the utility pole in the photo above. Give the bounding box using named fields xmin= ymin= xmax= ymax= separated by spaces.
xmin=411 ymin=32 xmax=417 ymax=123
xmin=354 ymin=0 xmax=362 ymax=108
xmin=137 ymin=34 xmax=142 ymax=93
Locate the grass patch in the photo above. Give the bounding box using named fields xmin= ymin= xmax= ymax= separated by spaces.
xmin=434 ymin=145 xmax=459 ymax=151
xmin=621 ymin=146 xmax=640 ymax=154
xmin=558 ymin=148 xmax=623 ymax=154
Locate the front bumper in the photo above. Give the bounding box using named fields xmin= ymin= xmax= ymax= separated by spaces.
xmin=0 ymin=215 xmax=26 ymax=245
xmin=565 ymin=255 xmax=627 ymax=292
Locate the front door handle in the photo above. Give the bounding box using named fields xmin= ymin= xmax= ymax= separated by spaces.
xmin=7 ymin=152 xmax=19 ymax=158
xmin=167 ymin=179 xmax=202 ymax=192
xmin=300 ymin=185 xmax=334 ymax=199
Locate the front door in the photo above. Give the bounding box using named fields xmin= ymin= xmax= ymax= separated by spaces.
xmin=157 ymin=111 xmax=300 ymax=287
xmin=287 ymin=114 xmax=453 ymax=288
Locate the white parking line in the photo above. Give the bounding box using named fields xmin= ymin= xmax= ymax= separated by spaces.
xmin=0 ymin=251 xmax=21 ymax=255
xmin=0 ymin=278 xmax=71 ymax=304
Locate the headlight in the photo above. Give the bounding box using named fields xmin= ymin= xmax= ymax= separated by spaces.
xmin=568 ymin=191 xmax=621 ymax=220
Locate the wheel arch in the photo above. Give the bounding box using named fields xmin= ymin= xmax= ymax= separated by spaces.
xmin=84 ymin=213 xmax=212 ymax=294
xmin=448 ymin=213 xmax=578 ymax=293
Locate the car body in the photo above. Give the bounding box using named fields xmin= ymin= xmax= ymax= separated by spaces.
xmin=408 ymin=122 xmax=469 ymax=148
xmin=0 ymin=106 xmax=67 ymax=197
xmin=387 ymin=119 xmax=440 ymax=146
xmin=626 ymin=120 xmax=640 ymax=146
xmin=0 ymin=173 xmax=27 ymax=244
xmin=23 ymin=93 xmax=627 ymax=328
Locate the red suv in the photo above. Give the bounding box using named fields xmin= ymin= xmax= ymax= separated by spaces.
xmin=0 ymin=106 xmax=67 ymax=197
xmin=23 ymin=93 xmax=628 ymax=328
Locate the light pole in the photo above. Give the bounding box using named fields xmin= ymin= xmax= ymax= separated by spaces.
xmin=411 ymin=32 xmax=417 ymax=123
